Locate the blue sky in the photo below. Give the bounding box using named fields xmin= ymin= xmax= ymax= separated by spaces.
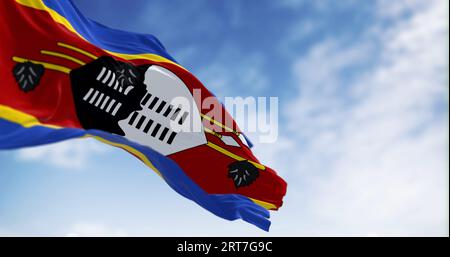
xmin=0 ymin=0 xmax=448 ymax=236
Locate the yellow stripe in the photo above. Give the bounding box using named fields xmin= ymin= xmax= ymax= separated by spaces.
xmin=110 ymin=50 xmax=183 ymax=69
xmin=84 ymin=135 xmax=162 ymax=177
xmin=0 ymin=104 xmax=61 ymax=129
xmin=57 ymin=42 xmax=97 ymax=60
xmin=204 ymin=127 xmax=222 ymax=138
xmin=13 ymin=56 xmax=71 ymax=74
xmin=0 ymin=104 xmax=275 ymax=210
xmin=15 ymin=0 xmax=79 ymax=33
xmin=15 ymin=0 xmax=185 ymax=70
xmin=250 ymin=198 xmax=277 ymax=210
xmin=201 ymin=114 xmax=239 ymax=135
xmin=204 ymin=128 xmax=264 ymax=170
xmin=41 ymin=50 xmax=86 ymax=65
xmin=14 ymin=0 xmax=44 ymax=9
xmin=206 ymin=142 xmax=265 ymax=170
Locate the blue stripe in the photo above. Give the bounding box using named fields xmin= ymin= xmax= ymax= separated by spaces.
xmin=0 ymin=118 xmax=270 ymax=231
xmin=42 ymin=0 xmax=177 ymax=63
xmin=0 ymin=119 xmax=85 ymax=149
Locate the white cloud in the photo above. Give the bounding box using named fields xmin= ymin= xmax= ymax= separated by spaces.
xmin=376 ymin=0 xmax=429 ymax=19
xmin=258 ymin=0 xmax=449 ymax=236
xmin=66 ymin=222 xmax=127 ymax=237
xmin=16 ymin=138 xmax=109 ymax=170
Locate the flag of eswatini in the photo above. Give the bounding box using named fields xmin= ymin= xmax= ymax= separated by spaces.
xmin=0 ymin=0 xmax=287 ymax=231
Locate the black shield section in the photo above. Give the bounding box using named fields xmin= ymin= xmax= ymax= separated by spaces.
xmin=70 ymin=56 xmax=148 ymax=135
xmin=13 ymin=62 xmax=45 ymax=92
xmin=228 ymin=160 xmax=259 ymax=188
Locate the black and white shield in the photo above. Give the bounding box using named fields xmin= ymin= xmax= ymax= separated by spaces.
xmin=69 ymin=56 xmax=147 ymax=136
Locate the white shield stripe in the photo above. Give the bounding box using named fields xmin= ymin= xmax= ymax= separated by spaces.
xmin=102 ymin=69 xmax=111 ymax=84
xmin=83 ymin=88 xmax=94 ymax=101
xmin=94 ymin=93 xmax=104 ymax=107
xmin=89 ymin=90 xmax=99 ymax=104
xmin=124 ymin=85 xmax=134 ymax=95
xmin=96 ymin=67 xmax=106 ymax=81
xmin=111 ymin=102 xmax=122 ymax=116
xmin=100 ymin=96 xmax=110 ymax=110
xmin=105 ymin=98 xmax=116 ymax=113
xmin=108 ymin=72 xmax=116 ymax=87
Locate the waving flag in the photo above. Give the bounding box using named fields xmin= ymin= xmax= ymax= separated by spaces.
xmin=0 ymin=0 xmax=287 ymax=231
